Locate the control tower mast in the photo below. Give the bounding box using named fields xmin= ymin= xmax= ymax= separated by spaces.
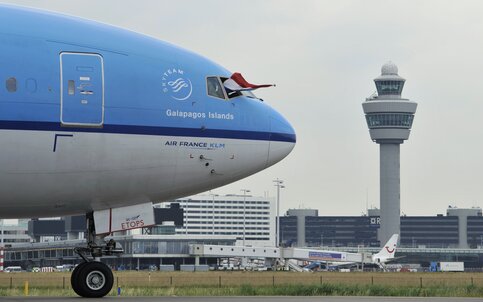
xmin=362 ymin=62 xmax=417 ymax=246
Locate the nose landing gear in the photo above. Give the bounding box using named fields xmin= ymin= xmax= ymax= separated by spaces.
xmin=71 ymin=212 xmax=122 ymax=298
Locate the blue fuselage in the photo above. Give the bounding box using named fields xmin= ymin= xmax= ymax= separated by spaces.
xmin=0 ymin=4 xmax=294 ymax=141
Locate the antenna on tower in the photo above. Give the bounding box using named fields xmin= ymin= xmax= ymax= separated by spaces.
xmin=366 ymin=91 xmax=377 ymax=100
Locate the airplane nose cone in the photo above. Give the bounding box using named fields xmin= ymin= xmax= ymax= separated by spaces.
xmin=267 ymin=114 xmax=296 ymax=167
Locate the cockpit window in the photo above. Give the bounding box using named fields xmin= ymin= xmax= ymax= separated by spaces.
xmin=207 ymin=77 xmax=225 ymax=99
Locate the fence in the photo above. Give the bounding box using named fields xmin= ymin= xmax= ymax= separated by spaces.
xmin=0 ymin=272 xmax=482 ymax=289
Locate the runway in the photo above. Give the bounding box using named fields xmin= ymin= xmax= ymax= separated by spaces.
xmin=1 ymin=297 xmax=482 ymax=302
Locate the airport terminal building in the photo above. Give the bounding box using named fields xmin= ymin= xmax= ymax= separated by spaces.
xmin=0 ymin=219 xmax=31 ymax=246
xmin=280 ymin=207 xmax=483 ymax=249
xmin=278 ymin=207 xmax=483 ymax=268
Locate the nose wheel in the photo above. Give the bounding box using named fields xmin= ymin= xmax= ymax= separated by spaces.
xmin=71 ymin=261 xmax=114 ymax=298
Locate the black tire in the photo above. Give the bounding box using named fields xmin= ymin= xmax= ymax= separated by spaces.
xmin=74 ymin=262 xmax=114 ymax=298
xmin=71 ymin=262 xmax=89 ymax=296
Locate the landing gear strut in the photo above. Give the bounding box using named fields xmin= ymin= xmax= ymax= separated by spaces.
xmin=71 ymin=213 xmax=123 ymax=298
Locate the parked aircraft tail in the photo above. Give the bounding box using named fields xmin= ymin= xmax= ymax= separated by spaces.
xmin=372 ymin=234 xmax=399 ymax=263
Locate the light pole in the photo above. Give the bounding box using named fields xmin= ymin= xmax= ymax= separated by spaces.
xmin=0 ymin=219 xmax=3 ymax=247
xmin=280 ymin=225 xmax=284 ymax=247
xmin=184 ymin=199 xmax=190 ymax=235
xmin=210 ymin=191 xmax=216 ymax=235
xmin=273 ymin=179 xmax=285 ymax=247
xmin=241 ymin=189 xmax=250 ymax=246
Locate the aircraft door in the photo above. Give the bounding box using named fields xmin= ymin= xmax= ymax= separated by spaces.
xmin=60 ymin=52 xmax=104 ymax=126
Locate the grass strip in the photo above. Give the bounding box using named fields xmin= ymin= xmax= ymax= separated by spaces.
xmin=1 ymin=284 xmax=483 ymax=297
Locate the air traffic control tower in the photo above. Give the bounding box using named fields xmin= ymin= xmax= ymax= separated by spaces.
xmin=362 ymin=62 xmax=417 ymax=246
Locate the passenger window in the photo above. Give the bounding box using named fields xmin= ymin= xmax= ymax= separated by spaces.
xmin=207 ymin=77 xmax=225 ymax=99
xmin=68 ymin=80 xmax=75 ymax=95
xmin=6 ymin=77 xmax=17 ymax=93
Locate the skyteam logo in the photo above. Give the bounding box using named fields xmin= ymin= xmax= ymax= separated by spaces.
xmin=162 ymin=68 xmax=193 ymax=101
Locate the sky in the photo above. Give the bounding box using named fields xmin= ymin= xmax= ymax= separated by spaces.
xmin=3 ymin=0 xmax=483 ymax=216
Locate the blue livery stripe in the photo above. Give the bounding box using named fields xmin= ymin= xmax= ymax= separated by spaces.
xmin=0 ymin=121 xmax=296 ymax=143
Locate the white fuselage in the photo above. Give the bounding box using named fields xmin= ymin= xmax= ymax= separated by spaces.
xmin=0 ymin=130 xmax=293 ymax=218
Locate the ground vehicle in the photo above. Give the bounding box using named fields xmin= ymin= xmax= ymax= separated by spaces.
xmin=430 ymin=261 xmax=464 ymax=272
xmin=4 ymin=266 xmax=22 ymax=273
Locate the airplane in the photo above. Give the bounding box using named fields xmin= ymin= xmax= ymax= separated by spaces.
xmin=0 ymin=4 xmax=295 ymax=298
xmin=303 ymin=234 xmax=400 ymax=272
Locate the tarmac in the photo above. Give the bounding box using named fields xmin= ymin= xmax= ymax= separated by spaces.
xmin=1 ymin=297 xmax=482 ymax=302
